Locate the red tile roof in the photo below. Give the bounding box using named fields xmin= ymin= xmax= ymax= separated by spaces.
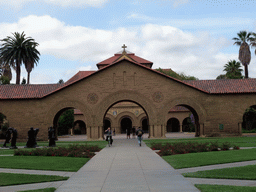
xmin=1 ymin=58 xmax=256 ymax=100
xmin=0 ymin=84 xmax=64 ymax=99
xmin=65 ymin=71 xmax=96 ymax=85
xmin=97 ymin=52 xmax=153 ymax=68
xmin=184 ymin=79 xmax=256 ymax=94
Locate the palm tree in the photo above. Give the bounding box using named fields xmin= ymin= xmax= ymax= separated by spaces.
xmin=24 ymin=45 xmax=40 ymax=84
xmin=232 ymin=31 xmax=255 ymax=79
xmin=223 ymin=60 xmax=243 ymax=79
xmin=0 ymin=32 xmax=40 ymax=84
xmin=250 ymin=32 xmax=256 ymax=56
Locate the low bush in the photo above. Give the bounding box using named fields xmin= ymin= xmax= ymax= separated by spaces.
xmin=155 ymin=141 xmax=238 ymax=156
xmin=14 ymin=144 xmax=101 ymax=158
xmin=221 ymin=142 xmax=231 ymax=151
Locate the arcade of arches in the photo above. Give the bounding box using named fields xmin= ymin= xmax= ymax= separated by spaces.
xmin=1 ymin=46 xmax=256 ymax=141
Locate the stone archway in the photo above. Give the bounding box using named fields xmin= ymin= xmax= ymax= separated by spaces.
xmin=93 ymin=90 xmax=157 ymax=139
xmin=160 ymin=97 xmax=207 ymax=137
xmin=167 ymin=118 xmax=180 ymax=132
xmin=74 ymin=120 xmax=86 ymax=135
xmin=120 ymin=117 xmax=132 ymax=133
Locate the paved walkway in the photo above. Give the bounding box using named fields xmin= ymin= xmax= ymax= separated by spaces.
xmin=0 ymin=133 xmax=256 ymax=191
xmin=56 ymin=139 xmax=199 ymax=192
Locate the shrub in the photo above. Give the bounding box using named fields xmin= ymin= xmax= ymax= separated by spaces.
xmin=221 ymin=142 xmax=231 ymax=151
xmin=208 ymin=141 xmax=219 ymax=151
xmin=14 ymin=144 xmax=100 ymax=158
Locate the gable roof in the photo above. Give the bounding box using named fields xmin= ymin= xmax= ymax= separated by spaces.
xmin=1 ymin=57 xmax=256 ymax=100
xmin=96 ymin=51 xmax=153 ymax=69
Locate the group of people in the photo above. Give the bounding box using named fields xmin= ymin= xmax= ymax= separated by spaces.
xmin=2 ymin=126 xmax=57 ymax=148
xmin=105 ymin=126 xmax=144 ymax=146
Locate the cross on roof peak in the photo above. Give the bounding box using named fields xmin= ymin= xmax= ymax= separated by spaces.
xmin=122 ymin=44 xmax=127 ymax=54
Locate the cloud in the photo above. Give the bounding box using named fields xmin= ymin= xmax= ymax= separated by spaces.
xmin=0 ymin=0 xmax=108 ymax=9
xmin=2 ymin=15 xmax=243 ymax=83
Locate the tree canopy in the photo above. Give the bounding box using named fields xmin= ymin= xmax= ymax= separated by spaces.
xmin=155 ymin=68 xmax=198 ymax=80
xmin=0 ymin=32 xmax=40 ymax=84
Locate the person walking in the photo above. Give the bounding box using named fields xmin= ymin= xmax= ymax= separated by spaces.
xmin=126 ymin=127 xmax=131 ymax=139
xmin=105 ymin=127 xmax=113 ymax=146
xmin=136 ymin=127 xmax=144 ymax=146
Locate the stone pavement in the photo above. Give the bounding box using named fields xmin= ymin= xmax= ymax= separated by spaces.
xmin=55 ymin=138 xmax=199 ymax=192
xmin=0 ymin=133 xmax=256 ymax=191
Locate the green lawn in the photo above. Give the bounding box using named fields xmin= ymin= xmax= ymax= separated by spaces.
xmin=19 ymin=188 xmax=56 ymax=192
xmin=162 ymin=148 xmax=256 ymax=169
xmin=0 ymin=173 xmax=68 ymax=186
xmin=0 ymin=156 xmax=89 ymax=171
xmin=144 ymin=136 xmax=256 ymax=147
xmin=184 ymin=165 xmax=256 ymax=180
xmin=195 ymin=184 xmax=256 ymax=192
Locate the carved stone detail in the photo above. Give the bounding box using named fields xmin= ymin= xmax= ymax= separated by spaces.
xmin=152 ymin=91 xmax=164 ymax=103
xmin=87 ymin=93 xmax=99 ymax=104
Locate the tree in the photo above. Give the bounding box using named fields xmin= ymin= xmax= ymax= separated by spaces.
xmin=250 ymin=32 xmax=256 ymax=56
xmin=0 ymin=76 xmax=10 ymax=84
xmin=58 ymin=79 xmax=64 ymax=84
xmin=232 ymin=31 xmax=255 ymax=78
xmin=216 ymin=74 xmax=227 ymax=79
xmin=0 ymin=32 xmax=40 ymax=84
xmin=21 ymin=77 xmax=26 ymax=84
xmin=223 ymin=60 xmax=243 ymax=79
xmin=156 ymin=68 xmax=198 ymax=80
xmin=57 ymin=109 xmax=74 ymax=135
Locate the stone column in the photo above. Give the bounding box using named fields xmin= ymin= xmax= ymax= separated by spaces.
xmin=149 ymin=125 xmax=154 ymax=138
xmin=86 ymin=126 xmax=91 ymax=140
xmin=161 ymin=125 xmax=166 ymax=138
xmin=180 ymin=125 xmax=183 ymax=132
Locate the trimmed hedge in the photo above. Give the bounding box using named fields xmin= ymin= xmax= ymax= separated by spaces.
xmin=151 ymin=142 xmax=240 ymax=156
xmin=14 ymin=144 xmax=101 ymax=158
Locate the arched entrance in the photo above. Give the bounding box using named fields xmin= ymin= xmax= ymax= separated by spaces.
xmin=167 ymin=118 xmax=180 ymax=132
xmin=73 ymin=120 xmax=86 ymax=135
xmin=121 ymin=117 xmax=132 ymax=133
xmin=182 ymin=116 xmax=195 ymax=132
xmin=242 ymin=105 xmax=256 ymax=132
xmin=102 ymin=100 xmax=150 ymax=138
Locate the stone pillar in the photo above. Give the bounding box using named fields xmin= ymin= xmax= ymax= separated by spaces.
xmin=86 ymin=126 xmax=91 ymax=140
xmin=238 ymin=122 xmax=242 ymax=136
xmin=180 ymin=125 xmax=183 ymax=133
xmin=149 ymin=125 xmax=154 ymax=138
xmin=153 ymin=125 xmax=163 ymax=138
xmin=161 ymin=125 xmax=166 ymax=138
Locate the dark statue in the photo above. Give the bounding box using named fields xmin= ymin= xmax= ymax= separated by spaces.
xmin=25 ymin=127 xmax=39 ymax=148
xmin=2 ymin=128 xmax=11 ymax=148
xmin=48 ymin=126 xmax=56 ymax=147
xmin=9 ymin=127 xmax=17 ymax=149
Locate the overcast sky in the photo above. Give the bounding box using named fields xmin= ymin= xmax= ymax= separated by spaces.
xmin=1 ymin=0 xmax=256 ymax=84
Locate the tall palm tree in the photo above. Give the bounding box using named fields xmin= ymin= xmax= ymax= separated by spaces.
xmin=223 ymin=60 xmax=243 ymax=79
xmin=0 ymin=32 xmax=40 ymax=84
xmin=250 ymin=32 xmax=256 ymax=56
xmin=232 ymin=31 xmax=255 ymax=79
xmin=24 ymin=45 xmax=40 ymax=84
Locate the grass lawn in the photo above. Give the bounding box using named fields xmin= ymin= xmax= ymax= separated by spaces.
xmin=162 ymin=148 xmax=256 ymax=169
xmin=144 ymin=136 xmax=256 ymax=147
xmin=183 ymin=165 xmax=256 ymax=180
xmin=0 ymin=156 xmax=89 ymax=171
xmin=195 ymin=184 xmax=256 ymax=192
xmin=0 ymin=173 xmax=68 ymax=186
xmin=19 ymin=188 xmax=56 ymax=192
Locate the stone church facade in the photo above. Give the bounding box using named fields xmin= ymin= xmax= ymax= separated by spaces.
xmin=1 ymin=46 xmax=256 ymax=141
